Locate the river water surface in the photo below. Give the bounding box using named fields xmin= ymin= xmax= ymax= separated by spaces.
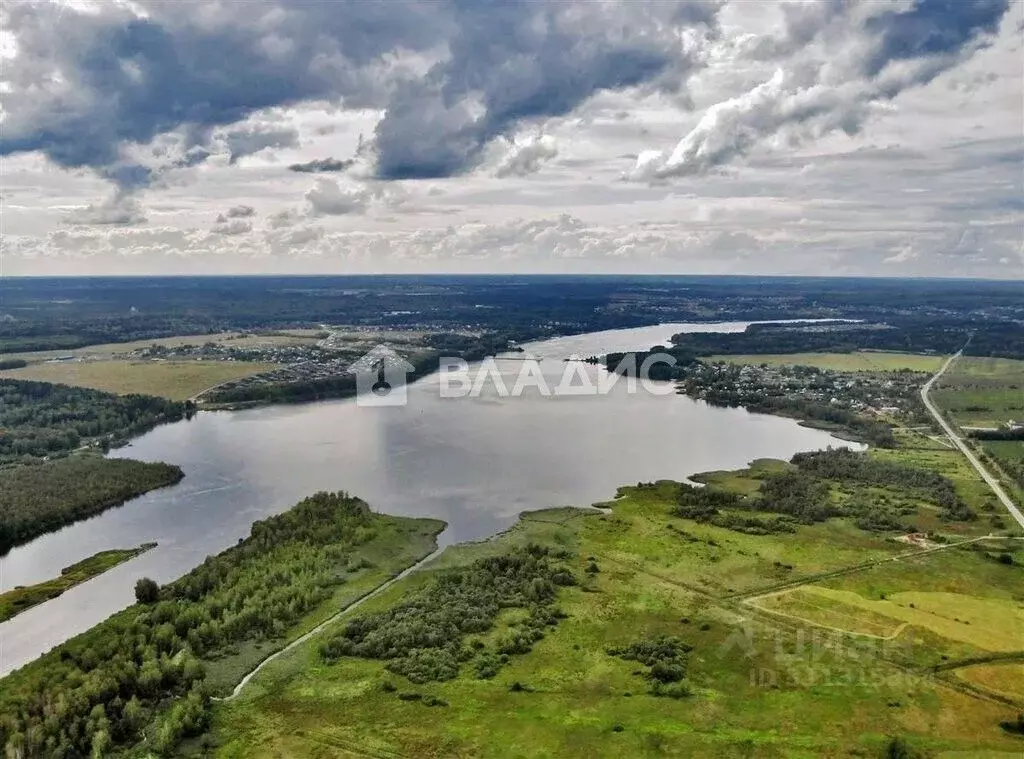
xmin=0 ymin=322 xmax=856 ymax=675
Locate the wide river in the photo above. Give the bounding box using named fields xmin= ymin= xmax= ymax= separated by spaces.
xmin=0 ymin=321 xmax=857 ymax=676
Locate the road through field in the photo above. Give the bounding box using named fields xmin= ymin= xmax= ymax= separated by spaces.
xmin=921 ymin=350 xmax=1024 ymax=531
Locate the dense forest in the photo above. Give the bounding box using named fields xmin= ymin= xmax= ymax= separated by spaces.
xmin=672 ymin=448 xmax=975 ymax=536
xmin=321 ymin=544 xmax=576 ymax=685
xmin=0 ymin=379 xmax=187 ymax=463
xmin=0 ymin=456 xmax=183 ymax=554
xmin=0 ymin=492 xmax=407 ymax=757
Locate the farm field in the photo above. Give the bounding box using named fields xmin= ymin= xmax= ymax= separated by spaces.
xmin=0 ymin=359 xmax=280 ymax=400
xmin=934 ymin=357 xmax=1024 ymax=428
xmin=209 ymin=477 xmax=1024 ymax=758
xmin=0 ymin=330 xmax=324 ymax=364
xmin=706 ymin=351 xmax=946 ymax=372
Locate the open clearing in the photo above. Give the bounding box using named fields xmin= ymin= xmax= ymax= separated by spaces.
xmin=707 ymin=351 xmax=945 ymax=372
xmin=209 ymin=479 xmax=1023 ymax=758
xmin=752 ymin=586 xmax=1024 ymax=652
xmin=0 ymin=359 xmax=279 ymax=400
xmin=955 ymin=662 xmax=1024 ymax=703
xmin=934 ymin=356 xmax=1024 ymax=428
xmin=1 ymin=330 xmax=323 ymax=364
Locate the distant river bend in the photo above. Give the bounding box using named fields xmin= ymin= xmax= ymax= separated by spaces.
xmin=0 ymin=321 xmax=858 ymax=676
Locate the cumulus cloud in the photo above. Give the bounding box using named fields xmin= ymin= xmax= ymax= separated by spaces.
xmin=0 ymin=0 xmax=721 ymax=185
xmin=630 ymin=0 xmax=1011 ymax=180
xmin=211 ymin=215 xmax=253 ymax=235
xmin=305 ymin=178 xmax=373 ymax=216
xmin=225 ymin=205 xmax=256 ymax=218
xmin=63 ymin=193 xmax=147 ymax=226
xmin=494 ymin=136 xmax=559 ymax=178
xmin=220 ymin=124 xmax=300 ymax=164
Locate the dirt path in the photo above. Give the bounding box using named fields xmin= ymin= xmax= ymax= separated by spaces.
xmin=218 ymin=547 xmax=442 ymax=701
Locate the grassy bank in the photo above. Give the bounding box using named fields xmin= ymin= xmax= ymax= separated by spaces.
xmin=0 ymin=493 xmax=446 ymax=757
xmin=0 ymin=543 xmax=157 ymax=622
xmin=210 ymin=466 xmax=1022 ymax=758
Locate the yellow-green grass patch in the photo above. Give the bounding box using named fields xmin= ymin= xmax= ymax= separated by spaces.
xmin=0 ymin=544 xmax=155 ymax=622
xmin=2 ymin=331 xmax=323 ymax=364
xmin=0 ymin=359 xmax=280 ymax=400
xmin=954 ymin=661 xmax=1024 ymax=703
xmin=210 ymin=483 xmax=1021 ymax=758
xmin=752 ymin=588 xmax=908 ymax=638
xmin=757 ymin=586 xmax=1023 ymax=653
xmin=707 ymin=351 xmax=945 ymax=372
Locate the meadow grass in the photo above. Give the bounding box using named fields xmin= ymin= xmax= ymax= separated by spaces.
xmin=707 ymin=352 xmax=945 ymax=372
xmin=0 ymin=544 xmax=155 ymax=622
xmin=0 ymin=359 xmax=280 ymax=400
xmin=955 ymin=662 xmax=1024 ymax=703
xmin=208 ymin=480 xmax=1023 ymax=758
xmin=934 ymin=356 xmax=1024 ymax=428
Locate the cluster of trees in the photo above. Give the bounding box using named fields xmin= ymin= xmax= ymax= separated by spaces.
xmin=791 ymin=448 xmax=974 ymax=522
xmin=673 ymin=484 xmax=743 ymax=521
xmin=605 ymin=347 xmax=697 ymax=381
xmin=0 ymin=491 xmax=380 ymax=757
xmin=607 ymin=635 xmax=693 ymax=698
xmin=0 ymin=379 xmax=187 ymax=462
xmin=0 ymin=456 xmax=183 ymax=554
xmin=669 ymin=449 xmax=977 ymax=538
xmin=755 ymin=470 xmax=837 ymax=523
xmin=970 ymin=427 xmax=1024 ymax=441
xmin=0 ymin=358 xmax=27 ymax=370
xmin=320 ymin=544 xmax=575 ymax=684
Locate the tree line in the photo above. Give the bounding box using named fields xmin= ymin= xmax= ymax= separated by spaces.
xmin=0 ymin=456 xmax=183 ymax=555
xmin=0 ymin=379 xmax=187 ymax=463
xmin=0 ymin=492 xmax=387 ymax=758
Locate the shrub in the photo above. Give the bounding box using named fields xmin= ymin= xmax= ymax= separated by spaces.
xmin=134 ymin=577 xmax=160 ymax=604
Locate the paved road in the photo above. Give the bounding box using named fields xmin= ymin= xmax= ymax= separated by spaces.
xmin=921 ymin=350 xmax=1024 ymax=531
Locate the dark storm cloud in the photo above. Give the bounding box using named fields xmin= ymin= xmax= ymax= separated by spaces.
xmin=0 ymin=0 xmax=447 ymax=179
xmin=0 ymin=0 xmax=721 ymax=184
xmin=863 ymin=0 xmax=1009 ymax=76
xmin=374 ymin=0 xmax=718 ymax=179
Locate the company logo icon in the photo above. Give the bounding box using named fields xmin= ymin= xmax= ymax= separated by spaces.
xmin=349 ymin=345 xmax=415 ymax=406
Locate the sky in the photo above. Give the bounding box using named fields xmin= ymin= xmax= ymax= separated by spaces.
xmin=0 ymin=0 xmax=1021 ymax=278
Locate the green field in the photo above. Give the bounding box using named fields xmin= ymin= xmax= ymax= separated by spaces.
xmin=210 ymin=478 xmax=1022 ymax=758
xmin=708 ymin=352 xmax=945 ymax=372
xmin=934 ymin=357 xmax=1024 ymax=428
xmin=0 ymin=544 xmax=156 ymax=622
xmin=0 ymin=359 xmax=280 ymax=400
xmin=0 ymin=331 xmax=323 ymax=364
